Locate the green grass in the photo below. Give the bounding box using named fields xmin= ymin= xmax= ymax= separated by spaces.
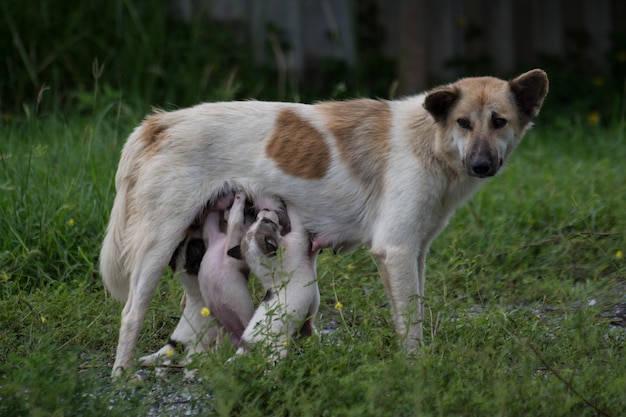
xmin=0 ymin=101 xmax=625 ymax=416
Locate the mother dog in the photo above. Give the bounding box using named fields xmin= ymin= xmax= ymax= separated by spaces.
xmin=100 ymin=70 xmax=548 ymax=376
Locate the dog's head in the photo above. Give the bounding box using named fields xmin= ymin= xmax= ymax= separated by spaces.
xmin=228 ymin=209 xmax=283 ymax=262
xmin=423 ymin=69 xmax=549 ymax=178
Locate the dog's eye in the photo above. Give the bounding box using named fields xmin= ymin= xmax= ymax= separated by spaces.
xmin=456 ymin=118 xmax=471 ymax=130
xmin=492 ymin=117 xmax=507 ymax=129
xmin=264 ymin=236 xmax=278 ymax=255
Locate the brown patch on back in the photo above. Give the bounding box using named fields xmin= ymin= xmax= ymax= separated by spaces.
xmin=318 ymin=99 xmax=391 ymax=188
xmin=266 ymin=109 xmax=330 ymax=179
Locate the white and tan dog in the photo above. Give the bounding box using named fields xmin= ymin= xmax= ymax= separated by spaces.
xmin=100 ymin=70 xmax=548 ymax=376
xmin=230 ymin=206 xmax=320 ymax=359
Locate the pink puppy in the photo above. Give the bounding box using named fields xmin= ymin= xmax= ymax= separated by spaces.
xmin=198 ymin=191 xmax=253 ymax=346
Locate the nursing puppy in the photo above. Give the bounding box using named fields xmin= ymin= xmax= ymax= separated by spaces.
xmin=230 ymin=206 xmax=319 ymax=359
xmin=139 ymin=191 xmax=286 ymax=367
xmin=198 ymin=191 xmax=253 ymax=346
xmin=100 ymin=70 xmax=548 ymax=376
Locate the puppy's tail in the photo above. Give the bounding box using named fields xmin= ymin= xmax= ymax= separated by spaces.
xmin=100 ymin=122 xmax=151 ymax=302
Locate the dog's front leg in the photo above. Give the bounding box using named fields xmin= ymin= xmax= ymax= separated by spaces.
xmin=371 ymin=244 xmax=423 ymax=352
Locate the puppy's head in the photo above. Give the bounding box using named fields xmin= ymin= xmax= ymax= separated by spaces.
xmin=228 ymin=209 xmax=282 ymax=262
xmin=424 ymin=69 xmax=549 ymax=178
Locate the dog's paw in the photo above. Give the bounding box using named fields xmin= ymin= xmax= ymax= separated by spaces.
xmin=139 ymin=352 xmax=171 ymax=367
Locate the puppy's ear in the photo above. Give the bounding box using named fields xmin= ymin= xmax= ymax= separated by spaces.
xmin=227 ymin=245 xmax=242 ymax=260
xmin=509 ymin=69 xmax=549 ymax=122
xmin=184 ymin=238 xmax=206 ymax=275
xmin=278 ymin=204 xmax=291 ymax=235
xmin=423 ymin=87 xmax=459 ymax=123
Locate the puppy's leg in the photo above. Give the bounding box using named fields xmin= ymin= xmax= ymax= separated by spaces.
xmin=299 ymin=281 xmax=320 ymax=338
xmin=225 ymin=192 xmax=247 ymax=248
xmin=139 ymin=270 xmax=218 ymax=366
xmin=245 ymin=312 xmax=290 ymax=361
xmin=140 ymin=233 xmax=217 ymax=367
xmin=238 ymin=284 xmax=290 ymax=359
xmin=268 ymin=285 xmax=318 ymax=360
xmin=237 ymin=302 xmax=270 ymax=355
xmin=239 ymin=281 xmax=319 ymax=360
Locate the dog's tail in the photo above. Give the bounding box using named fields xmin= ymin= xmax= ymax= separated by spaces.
xmin=100 ymin=184 xmax=130 ymax=302
xmin=100 ymin=121 xmax=153 ymax=302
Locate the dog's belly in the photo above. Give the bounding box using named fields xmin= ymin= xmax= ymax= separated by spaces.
xmin=251 ymin=177 xmax=374 ymax=251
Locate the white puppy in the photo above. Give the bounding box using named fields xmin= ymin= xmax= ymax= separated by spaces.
xmin=230 ymin=206 xmax=319 ymax=359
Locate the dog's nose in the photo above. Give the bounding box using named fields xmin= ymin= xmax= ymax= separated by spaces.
xmin=468 ymin=156 xmax=496 ymax=178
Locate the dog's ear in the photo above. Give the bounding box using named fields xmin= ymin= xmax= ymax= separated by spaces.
xmin=509 ymin=69 xmax=549 ymax=122
xmin=423 ymin=87 xmax=459 ymax=123
xmin=227 ymin=245 xmax=242 ymax=260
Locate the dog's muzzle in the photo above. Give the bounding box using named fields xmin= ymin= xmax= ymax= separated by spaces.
xmin=467 ymin=155 xmax=502 ymax=178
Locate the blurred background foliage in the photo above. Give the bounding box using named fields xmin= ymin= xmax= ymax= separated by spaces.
xmin=1 ymin=0 xmax=625 ymax=123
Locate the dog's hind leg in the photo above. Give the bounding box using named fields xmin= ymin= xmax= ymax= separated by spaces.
xmin=112 ymin=227 xmax=187 ymax=377
xmin=113 ymin=262 xmax=164 ymax=376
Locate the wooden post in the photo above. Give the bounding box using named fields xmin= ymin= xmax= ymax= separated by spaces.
xmin=398 ymin=0 xmax=430 ymax=93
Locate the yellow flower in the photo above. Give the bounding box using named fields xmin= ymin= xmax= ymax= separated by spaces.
xmin=346 ymin=264 xmax=355 ymax=272
xmin=616 ymin=50 xmax=626 ymax=62
xmin=456 ymin=15 xmax=468 ymax=29
xmin=335 ymin=301 xmax=343 ymax=311
xmin=166 ymin=348 xmax=174 ymax=357
xmin=40 ymin=316 xmax=47 ymax=324
xmin=200 ymin=307 xmax=210 ymax=317
xmin=67 ymin=218 xmax=75 ymax=227
xmin=592 ymin=75 xmax=604 ymax=87
xmin=0 ymin=271 xmax=8 ymax=281
xmin=617 ymin=250 xmax=623 ymax=260
xmin=587 ymin=111 xmax=600 ymax=126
